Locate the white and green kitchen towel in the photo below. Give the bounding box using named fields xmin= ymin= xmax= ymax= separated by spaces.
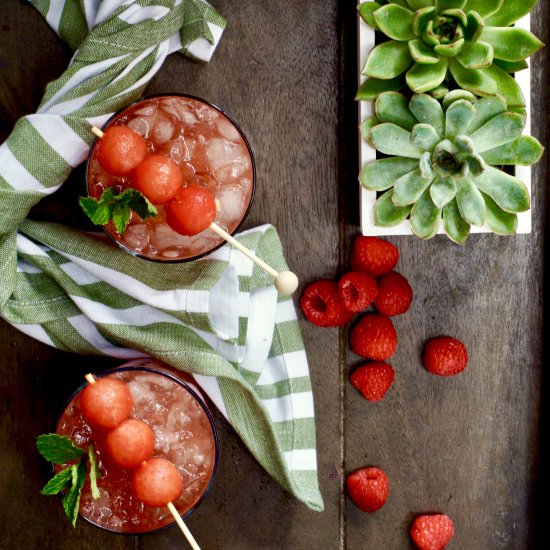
xmin=0 ymin=0 xmax=323 ymax=511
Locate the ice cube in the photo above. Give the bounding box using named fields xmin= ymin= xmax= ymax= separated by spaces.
xmin=123 ymin=224 xmax=149 ymax=252
xmin=205 ymin=138 xmax=245 ymax=172
xmin=165 ymin=135 xmax=190 ymax=164
xmin=195 ymin=103 xmax=218 ymax=122
xmin=216 ymin=117 xmax=241 ymax=142
xmin=154 ymin=427 xmax=171 ymax=454
xmin=183 ymin=137 xmax=203 ymax=164
xmin=161 ymin=248 xmax=181 ymax=259
xmin=187 ymin=230 xmax=223 ymax=254
xmin=190 ymin=173 xmax=219 ymax=193
xmin=127 ymin=115 xmax=153 ymax=138
xmin=150 ymin=223 xmax=194 ymax=250
xmin=160 ymin=98 xmax=181 ymax=119
xmin=167 ymin=406 xmax=191 ymax=433
xmin=153 ymin=115 xmax=176 ymax=145
xmin=134 ymin=104 xmax=157 ymax=117
xmin=215 ymin=185 xmax=245 ymax=226
xmin=161 ymin=98 xmax=199 ymax=125
xmin=214 ymin=162 xmax=249 ymax=185
xmin=127 ymin=379 xmax=156 ymax=408
xmin=135 ymin=372 xmax=174 ymax=390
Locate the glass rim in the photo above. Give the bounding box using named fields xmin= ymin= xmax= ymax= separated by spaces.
xmin=85 ymin=92 xmax=256 ymax=263
xmin=56 ymin=364 xmax=220 ymax=536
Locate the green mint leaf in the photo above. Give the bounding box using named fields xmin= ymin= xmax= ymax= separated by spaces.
xmin=87 ymin=445 xmax=101 ymax=500
xmin=79 ymin=196 xmax=114 ymax=226
xmin=36 ymin=434 xmax=85 ymax=464
xmin=80 ymin=186 xmax=157 ymax=232
xmin=120 ymin=188 xmax=158 ymax=220
xmin=101 ymin=186 xmax=118 ymax=202
xmin=62 ymin=460 xmax=87 ymax=527
xmin=40 ymin=466 xmax=73 ymax=496
xmin=112 ymin=202 xmax=132 ymax=234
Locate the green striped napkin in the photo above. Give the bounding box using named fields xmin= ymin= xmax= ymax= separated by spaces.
xmin=0 ymin=0 xmax=323 ymax=511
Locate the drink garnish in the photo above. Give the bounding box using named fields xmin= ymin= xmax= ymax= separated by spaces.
xmin=37 ymin=433 xmax=101 ymax=526
xmin=79 ymin=187 xmax=157 ymax=234
xmin=87 ymin=444 xmax=101 ymax=500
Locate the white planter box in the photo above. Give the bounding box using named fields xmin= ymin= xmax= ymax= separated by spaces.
xmin=357 ymin=2 xmax=532 ymax=236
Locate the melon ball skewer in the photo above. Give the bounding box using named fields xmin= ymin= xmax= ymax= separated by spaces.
xmin=91 ymin=125 xmax=299 ymax=296
xmin=82 ymin=374 xmax=201 ymax=548
xmin=132 ymin=458 xmax=201 ymax=550
xmin=164 ymin=185 xmax=298 ymax=294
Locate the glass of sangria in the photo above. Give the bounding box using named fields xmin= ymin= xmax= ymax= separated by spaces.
xmin=86 ymin=94 xmax=256 ymax=262
xmin=55 ymin=359 xmax=219 ymax=534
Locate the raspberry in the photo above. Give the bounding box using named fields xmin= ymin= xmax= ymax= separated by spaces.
xmin=338 ymin=272 xmax=378 ymax=312
xmin=423 ymin=336 xmax=468 ymax=377
xmin=350 ymin=314 xmax=397 ymax=360
xmin=350 ymin=236 xmax=398 ymax=277
xmin=350 ymin=362 xmax=394 ymax=402
xmin=300 ymin=280 xmax=354 ymax=327
xmin=374 ymin=271 xmax=413 ymax=316
xmin=346 ymin=467 xmax=389 ymax=512
xmin=410 ymin=514 xmax=455 ymax=550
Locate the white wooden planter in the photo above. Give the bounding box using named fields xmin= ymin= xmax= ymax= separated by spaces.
xmin=357 ymin=1 xmax=532 ymax=236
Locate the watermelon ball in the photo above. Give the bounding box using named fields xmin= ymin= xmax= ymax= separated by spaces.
xmin=132 ymin=458 xmax=183 ymax=507
xmin=105 ymin=419 xmax=155 ymax=469
xmin=132 ymin=154 xmax=184 ymax=205
xmin=80 ymin=378 xmax=133 ymax=429
xmin=96 ymin=125 xmax=147 ymax=176
xmin=165 ymin=184 xmax=217 ymax=236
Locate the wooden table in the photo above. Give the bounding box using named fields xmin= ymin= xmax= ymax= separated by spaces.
xmin=1 ymin=1 xmax=548 ymax=548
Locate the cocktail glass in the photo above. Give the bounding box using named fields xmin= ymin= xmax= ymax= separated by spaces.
xmin=86 ymin=94 xmax=256 ymax=262
xmin=56 ymin=359 xmax=219 ymax=534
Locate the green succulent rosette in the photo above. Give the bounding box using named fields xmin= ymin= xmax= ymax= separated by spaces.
xmin=357 ymin=0 xmax=543 ymax=107
xmin=360 ymin=90 xmax=544 ymax=242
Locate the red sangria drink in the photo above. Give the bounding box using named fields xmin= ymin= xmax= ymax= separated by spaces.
xmin=86 ymin=94 xmax=255 ymax=261
xmin=56 ymin=361 xmax=218 ymax=533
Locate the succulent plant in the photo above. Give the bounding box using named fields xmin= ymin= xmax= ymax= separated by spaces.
xmin=360 ymin=91 xmax=544 ymax=242
xmin=357 ymin=0 xmax=543 ymax=107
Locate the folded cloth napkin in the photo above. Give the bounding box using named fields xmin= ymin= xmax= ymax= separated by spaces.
xmin=0 ymin=0 xmax=323 ymax=511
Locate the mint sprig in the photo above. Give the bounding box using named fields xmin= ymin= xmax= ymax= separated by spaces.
xmin=36 ymin=434 xmax=85 ymax=464
xmin=87 ymin=444 xmax=101 ymax=500
xmin=40 ymin=466 xmax=73 ymax=496
xmin=62 ymin=461 xmax=87 ymax=527
xmin=37 ymin=434 xmax=101 ymax=527
xmin=80 ymin=187 xmax=157 ymax=234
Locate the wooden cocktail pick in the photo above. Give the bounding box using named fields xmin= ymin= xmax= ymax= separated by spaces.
xmin=90 ymin=126 xmax=299 ymax=295
xmin=166 ymin=502 xmax=201 ymax=550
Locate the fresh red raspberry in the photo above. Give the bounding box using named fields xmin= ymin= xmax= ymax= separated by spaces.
xmin=338 ymin=272 xmax=378 ymax=312
xmin=346 ymin=467 xmax=389 ymax=512
xmin=350 ymin=362 xmax=394 ymax=402
xmin=300 ymin=280 xmax=354 ymax=327
xmin=410 ymin=514 xmax=455 ymax=550
xmin=423 ymin=336 xmax=468 ymax=376
xmin=374 ymin=271 xmax=413 ymax=316
xmin=350 ymin=314 xmax=397 ymax=360
xmin=350 ymin=236 xmax=398 ymax=277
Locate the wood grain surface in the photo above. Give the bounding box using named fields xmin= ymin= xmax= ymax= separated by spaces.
xmin=0 ymin=1 xmax=548 ymax=549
